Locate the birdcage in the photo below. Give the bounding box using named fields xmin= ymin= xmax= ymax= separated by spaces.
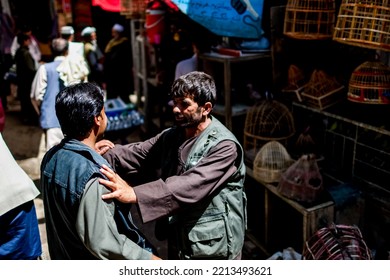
xmin=120 ymin=0 xmax=149 ymax=18
xmin=300 ymin=69 xmax=345 ymax=110
xmin=302 ymin=224 xmax=372 ymax=260
xmin=277 ymin=154 xmax=323 ymax=203
xmin=253 ymin=141 xmax=295 ymax=183
xmin=333 ymin=0 xmax=390 ymax=52
xmin=282 ymin=64 xmax=307 ymax=101
xmin=243 ymin=100 xmax=295 ymax=164
xmin=283 ymin=0 xmax=336 ymax=40
xmin=348 ymin=61 xmax=390 ymax=104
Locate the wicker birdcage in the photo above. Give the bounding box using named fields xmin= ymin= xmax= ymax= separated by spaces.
xmin=302 ymin=224 xmax=372 ymax=260
xmin=300 ymin=69 xmax=345 ymax=109
xmin=282 ymin=65 xmax=307 ymax=101
xmin=253 ymin=141 xmax=295 ymax=183
xmin=348 ymin=61 xmax=390 ymax=104
xmin=244 ymin=100 xmax=295 ymax=164
xmin=333 ymin=0 xmax=390 ymax=52
xmin=120 ymin=0 xmax=149 ymax=19
xmin=283 ymin=0 xmax=336 ymax=40
xmin=294 ymin=127 xmax=317 ymax=157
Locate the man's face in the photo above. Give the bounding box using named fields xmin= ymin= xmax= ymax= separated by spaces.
xmin=172 ymin=96 xmax=204 ymax=128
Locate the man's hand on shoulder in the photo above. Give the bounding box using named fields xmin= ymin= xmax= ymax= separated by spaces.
xmin=95 ymin=139 xmax=115 ymax=155
xmin=99 ymin=164 xmax=137 ymax=203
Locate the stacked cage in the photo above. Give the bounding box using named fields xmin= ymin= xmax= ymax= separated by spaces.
xmin=333 ymin=0 xmax=390 ymax=52
xmin=284 ymin=0 xmax=336 ymax=40
xmin=243 ymin=100 xmax=295 ymax=165
xmin=348 ymin=61 xmax=390 ymax=104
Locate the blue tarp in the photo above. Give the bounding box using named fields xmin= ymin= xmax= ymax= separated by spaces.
xmin=171 ymin=0 xmax=265 ymax=39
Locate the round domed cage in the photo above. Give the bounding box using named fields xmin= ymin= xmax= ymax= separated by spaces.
xmin=333 ymin=0 xmax=390 ymax=52
xmin=348 ymin=61 xmax=390 ymax=104
xmin=244 ymin=100 xmax=295 ymax=164
xmin=253 ymin=141 xmax=295 ymax=183
xmin=302 ymin=224 xmax=372 ymax=260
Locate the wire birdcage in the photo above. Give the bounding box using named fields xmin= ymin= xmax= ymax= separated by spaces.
xmin=303 ymin=224 xmax=372 ymax=260
xmin=283 ymin=0 xmax=336 ymax=40
xmin=333 ymin=0 xmax=390 ymax=52
xmin=244 ymin=100 xmax=295 ymax=164
xmin=348 ymin=61 xmax=390 ymax=104
xmin=253 ymin=141 xmax=295 ymax=183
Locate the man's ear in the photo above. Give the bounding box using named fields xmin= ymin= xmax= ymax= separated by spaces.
xmin=94 ymin=114 xmax=102 ymax=126
xmin=203 ymin=102 xmax=213 ymax=115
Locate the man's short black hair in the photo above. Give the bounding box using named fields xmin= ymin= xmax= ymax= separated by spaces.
xmin=55 ymin=82 xmax=105 ymax=139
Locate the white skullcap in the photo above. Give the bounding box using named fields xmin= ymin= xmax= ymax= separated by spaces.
xmin=61 ymin=26 xmax=74 ymax=35
xmin=112 ymin=24 xmax=124 ymax=33
xmin=81 ymin=26 xmax=96 ymax=37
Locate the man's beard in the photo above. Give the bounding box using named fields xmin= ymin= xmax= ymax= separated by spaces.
xmin=174 ymin=112 xmax=203 ymax=128
xmin=174 ymin=117 xmax=200 ymax=128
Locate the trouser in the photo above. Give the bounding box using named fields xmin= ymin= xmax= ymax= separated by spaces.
xmin=0 ymin=200 xmax=42 ymax=260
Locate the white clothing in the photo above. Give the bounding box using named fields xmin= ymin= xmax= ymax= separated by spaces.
xmin=0 ymin=133 xmax=40 ymax=216
xmin=30 ymin=55 xmax=89 ymax=114
xmin=45 ymin=127 xmax=64 ymax=150
xmin=69 ymin=41 xmax=84 ymax=58
xmin=174 ymin=54 xmax=198 ymax=79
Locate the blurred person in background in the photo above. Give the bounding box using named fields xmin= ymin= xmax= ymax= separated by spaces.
xmin=0 ymin=133 xmax=42 ymax=260
xmin=11 ymin=24 xmax=41 ymax=70
xmin=81 ymin=26 xmax=104 ymax=87
xmin=103 ymin=23 xmax=133 ymax=102
xmin=30 ymin=38 xmax=88 ymax=151
xmin=60 ymin=25 xmax=84 ymax=58
xmin=14 ymin=33 xmax=38 ymax=124
xmin=0 ymin=2 xmax=15 ymax=110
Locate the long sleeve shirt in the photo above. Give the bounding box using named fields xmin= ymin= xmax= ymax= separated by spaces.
xmin=103 ymin=129 xmax=239 ymax=223
xmin=76 ymin=178 xmax=152 ymax=260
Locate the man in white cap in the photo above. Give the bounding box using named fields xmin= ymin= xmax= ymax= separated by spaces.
xmin=103 ymin=23 xmax=133 ymax=102
xmin=60 ymin=25 xmax=84 ymax=58
xmin=81 ymin=26 xmax=104 ymax=87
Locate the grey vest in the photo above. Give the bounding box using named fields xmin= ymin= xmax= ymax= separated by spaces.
xmin=170 ymin=118 xmax=247 ymax=259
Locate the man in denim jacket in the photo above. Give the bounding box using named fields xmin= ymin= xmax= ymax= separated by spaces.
xmin=40 ymin=82 xmax=160 ymax=260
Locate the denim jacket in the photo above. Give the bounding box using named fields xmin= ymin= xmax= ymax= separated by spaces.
xmin=41 ymin=138 xmax=153 ymax=259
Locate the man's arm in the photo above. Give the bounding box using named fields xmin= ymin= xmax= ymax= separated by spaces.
xmin=30 ymin=64 xmax=47 ymax=115
xmin=76 ymin=178 xmax=161 ymax=260
xmin=101 ymin=140 xmax=240 ymax=223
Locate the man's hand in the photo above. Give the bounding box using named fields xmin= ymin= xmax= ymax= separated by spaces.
xmin=151 ymin=254 xmax=162 ymax=260
xmin=95 ymin=139 xmax=115 ymax=155
xmin=99 ymin=164 xmax=137 ymax=203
